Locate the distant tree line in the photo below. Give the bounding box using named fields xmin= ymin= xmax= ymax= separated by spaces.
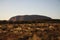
xmin=0 ymin=19 xmax=60 ymax=24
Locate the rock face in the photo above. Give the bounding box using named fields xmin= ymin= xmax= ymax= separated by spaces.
xmin=9 ymin=15 xmax=52 ymax=21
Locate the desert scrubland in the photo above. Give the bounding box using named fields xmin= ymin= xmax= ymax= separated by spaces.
xmin=0 ymin=22 xmax=60 ymax=40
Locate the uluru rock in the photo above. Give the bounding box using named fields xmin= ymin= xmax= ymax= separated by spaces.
xmin=9 ymin=15 xmax=52 ymax=21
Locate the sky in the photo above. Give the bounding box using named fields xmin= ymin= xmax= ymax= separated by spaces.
xmin=0 ymin=0 xmax=60 ymax=20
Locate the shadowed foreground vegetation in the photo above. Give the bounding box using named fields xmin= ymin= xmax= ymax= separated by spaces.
xmin=0 ymin=19 xmax=60 ymax=40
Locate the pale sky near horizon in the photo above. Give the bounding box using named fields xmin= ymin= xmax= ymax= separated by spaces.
xmin=0 ymin=0 xmax=60 ymax=20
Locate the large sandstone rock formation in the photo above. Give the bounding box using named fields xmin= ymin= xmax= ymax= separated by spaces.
xmin=9 ymin=15 xmax=51 ymax=21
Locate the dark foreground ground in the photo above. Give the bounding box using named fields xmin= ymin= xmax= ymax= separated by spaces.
xmin=0 ymin=20 xmax=60 ymax=40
